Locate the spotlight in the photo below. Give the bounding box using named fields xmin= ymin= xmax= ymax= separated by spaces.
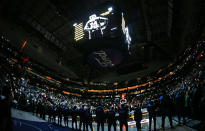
xmin=73 ymin=23 xmax=77 ymax=26
xmin=108 ymin=7 xmax=113 ymax=12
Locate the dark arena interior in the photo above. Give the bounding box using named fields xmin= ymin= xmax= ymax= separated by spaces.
xmin=1 ymin=0 xmax=205 ymax=131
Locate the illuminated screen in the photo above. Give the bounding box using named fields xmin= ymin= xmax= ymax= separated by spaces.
xmin=73 ymin=4 xmax=132 ymax=68
xmin=74 ymin=6 xmax=123 ymax=42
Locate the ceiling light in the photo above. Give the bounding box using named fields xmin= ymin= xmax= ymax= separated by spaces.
xmin=108 ymin=7 xmax=113 ymax=12
xmin=73 ymin=23 xmax=77 ymax=26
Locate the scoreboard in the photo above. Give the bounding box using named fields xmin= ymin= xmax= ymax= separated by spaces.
xmin=73 ymin=3 xmax=132 ymax=68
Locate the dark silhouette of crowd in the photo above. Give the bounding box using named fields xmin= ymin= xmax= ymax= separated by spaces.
xmin=2 ymin=70 xmax=204 ymax=131
xmin=1 ymin=36 xmax=205 ymax=131
xmin=0 ymin=61 xmax=205 ymax=131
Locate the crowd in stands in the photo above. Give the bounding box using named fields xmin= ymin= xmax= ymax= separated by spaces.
xmin=0 ymin=59 xmax=205 ymax=131
xmin=1 ymin=36 xmax=205 ymax=131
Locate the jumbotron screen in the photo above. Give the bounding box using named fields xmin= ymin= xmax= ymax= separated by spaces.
xmin=73 ymin=5 xmax=130 ymax=44
xmin=73 ymin=4 xmax=132 ymax=68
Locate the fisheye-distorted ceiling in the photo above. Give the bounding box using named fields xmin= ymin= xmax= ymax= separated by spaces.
xmin=0 ymin=0 xmax=203 ymax=83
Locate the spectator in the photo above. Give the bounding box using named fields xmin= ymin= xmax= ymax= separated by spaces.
xmin=119 ymin=104 xmax=128 ymax=131
xmin=57 ymin=105 xmax=63 ymax=126
xmin=147 ymin=101 xmax=157 ymax=131
xmin=160 ymin=91 xmax=173 ymax=129
xmin=72 ymin=106 xmax=78 ymax=130
xmin=63 ymin=106 xmax=69 ymax=127
xmin=107 ymin=106 xmax=116 ymax=131
xmin=175 ymin=89 xmax=185 ymax=125
xmin=79 ymin=105 xmax=86 ymax=131
xmin=96 ymin=104 xmax=105 ymax=131
xmin=134 ymin=104 xmax=142 ymax=131
xmin=85 ymin=106 xmax=93 ymax=131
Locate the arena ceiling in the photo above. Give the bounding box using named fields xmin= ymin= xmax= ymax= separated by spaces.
xmin=0 ymin=0 xmax=204 ymax=83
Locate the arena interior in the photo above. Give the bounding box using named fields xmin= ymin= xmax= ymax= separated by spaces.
xmin=1 ymin=0 xmax=205 ymax=131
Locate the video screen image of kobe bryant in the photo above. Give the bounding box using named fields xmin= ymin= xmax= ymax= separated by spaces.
xmin=73 ymin=5 xmax=122 ymax=42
